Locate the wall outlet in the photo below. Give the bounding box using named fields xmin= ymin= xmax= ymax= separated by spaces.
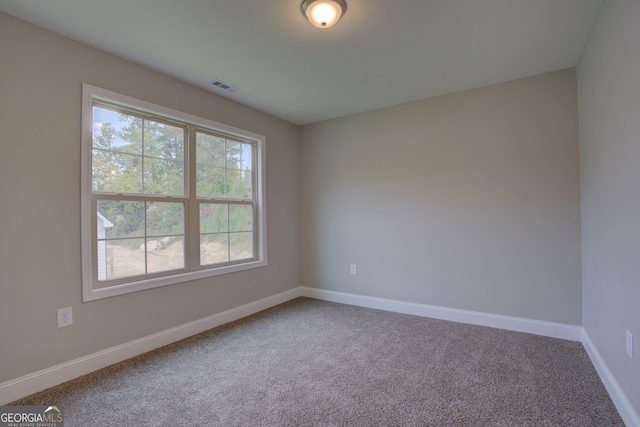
xmin=57 ymin=307 xmax=73 ymax=328
xmin=626 ymin=330 xmax=634 ymax=360
xmin=350 ymin=264 xmax=357 ymax=276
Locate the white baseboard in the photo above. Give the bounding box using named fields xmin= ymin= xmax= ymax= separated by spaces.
xmin=300 ymin=287 xmax=582 ymax=341
xmin=301 ymin=287 xmax=640 ymax=425
xmin=4 ymin=285 xmax=636 ymax=427
xmin=582 ymin=330 xmax=640 ymax=427
xmin=0 ymin=287 xmax=303 ymax=405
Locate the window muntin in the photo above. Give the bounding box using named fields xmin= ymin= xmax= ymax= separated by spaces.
xmin=195 ymin=131 xmax=253 ymax=200
xmin=82 ymin=84 xmax=266 ymax=301
xmin=96 ymin=199 xmax=186 ymax=285
xmin=92 ymin=105 xmax=186 ymax=196
xmin=199 ymin=203 xmax=254 ymax=266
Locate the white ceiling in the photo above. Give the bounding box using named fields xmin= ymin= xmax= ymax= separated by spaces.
xmin=0 ymin=0 xmax=604 ymax=125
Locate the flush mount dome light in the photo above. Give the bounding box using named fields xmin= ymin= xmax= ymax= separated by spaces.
xmin=301 ymin=0 xmax=347 ymax=28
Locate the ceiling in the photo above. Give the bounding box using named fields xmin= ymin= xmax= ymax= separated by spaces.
xmin=0 ymin=0 xmax=604 ymax=125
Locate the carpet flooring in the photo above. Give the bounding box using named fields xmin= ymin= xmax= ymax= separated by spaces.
xmin=11 ymin=297 xmax=624 ymax=426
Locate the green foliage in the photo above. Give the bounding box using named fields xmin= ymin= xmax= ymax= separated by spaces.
xmin=92 ymin=107 xmax=253 ymax=200
xmin=98 ymin=200 xmax=144 ymax=239
xmin=93 ymin=105 xmax=255 ymax=268
xmin=199 ymin=203 xmax=252 ymax=234
xmin=98 ymin=200 xmax=184 ymax=239
xmin=92 ymin=106 xmax=184 ymax=195
xmin=195 ymin=132 xmax=253 ymax=199
xmin=146 ymin=202 xmax=185 ymax=236
xmin=200 ymin=203 xmax=228 ymax=234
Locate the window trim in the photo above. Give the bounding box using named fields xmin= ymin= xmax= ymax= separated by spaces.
xmin=81 ymin=84 xmax=267 ymax=302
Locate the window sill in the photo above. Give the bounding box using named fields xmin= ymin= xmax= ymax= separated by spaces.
xmin=82 ymin=259 xmax=267 ymax=302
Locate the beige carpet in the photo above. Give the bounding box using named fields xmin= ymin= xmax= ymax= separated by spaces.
xmin=12 ymin=297 xmax=623 ymax=426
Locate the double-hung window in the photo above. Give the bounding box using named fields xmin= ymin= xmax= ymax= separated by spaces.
xmin=81 ymin=84 xmax=266 ymax=301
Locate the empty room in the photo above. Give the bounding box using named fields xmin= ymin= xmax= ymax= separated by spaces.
xmin=0 ymin=0 xmax=638 ymax=425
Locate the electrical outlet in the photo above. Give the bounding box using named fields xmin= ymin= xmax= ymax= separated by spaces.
xmin=57 ymin=307 xmax=73 ymax=328
xmin=627 ymin=330 xmax=634 ymax=360
xmin=350 ymin=264 xmax=357 ymax=276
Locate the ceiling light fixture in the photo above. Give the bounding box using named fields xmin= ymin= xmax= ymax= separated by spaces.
xmin=301 ymin=0 xmax=347 ymax=29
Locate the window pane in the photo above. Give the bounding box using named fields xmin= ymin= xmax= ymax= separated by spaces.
xmin=200 ymin=234 xmax=229 ymax=265
xmin=196 ymin=132 xmax=225 ymax=168
xmin=102 ymin=238 xmax=146 ymax=280
xmin=196 ymin=165 xmax=225 ymax=198
xmin=226 ymin=170 xmax=253 ymax=199
xmin=146 ymin=202 xmax=184 ymax=237
xmin=98 ymin=200 xmax=144 ymax=239
xmin=143 ymin=120 xmax=184 ymax=161
xmin=92 ymin=150 xmax=142 ymax=193
xmin=92 ymin=106 xmax=142 ymax=155
xmin=97 ymin=240 xmax=109 ymax=281
xmin=86 ymin=87 xmax=264 ymax=298
xmin=200 ymin=203 xmax=228 ymax=233
xmin=116 ymin=113 xmax=144 ymax=154
xmin=230 ymin=232 xmax=253 ymax=261
xmin=92 ymin=149 xmax=116 ymax=191
xmin=226 ymin=141 xmax=243 ymax=170
xmin=240 ymin=143 xmax=253 ymax=171
xmin=147 ymin=237 xmax=185 ymax=273
xmin=143 ymin=158 xmax=184 ymax=195
xmin=229 ymin=205 xmax=252 ymax=232
xmin=243 ymin=171 xmax=253 ymax=199
xmin=93 ymin=110 xmax=186 ymax=196
xmin=226 ymin=141 xmax=252 ymax=168
xmin=195 ymin=135 xmax=254 ymax=200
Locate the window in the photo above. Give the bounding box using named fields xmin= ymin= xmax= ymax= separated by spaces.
xmin=81 ymin=84 xmax=266 ymax=301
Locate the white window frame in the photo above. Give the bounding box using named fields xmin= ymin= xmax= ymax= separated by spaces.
xmin=81 ymin=84 xmax=267 ymax=302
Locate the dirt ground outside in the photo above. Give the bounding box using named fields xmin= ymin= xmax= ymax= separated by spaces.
xmin=105 ymin=238 xmax=251 ymax=280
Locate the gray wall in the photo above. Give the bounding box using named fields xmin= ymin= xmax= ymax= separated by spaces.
xmin=6 ymin=4 xmax=636 ymax=410
xmin=0 ymin=13 xmax=300 ymax=384
xmin=301 ymin=68 xmax=582 ymax=325
xmin=578 ymin=0 xmax=640 ymax=415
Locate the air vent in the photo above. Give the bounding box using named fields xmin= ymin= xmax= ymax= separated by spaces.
xmin=209 ymin=79 xmax=239 ymax=94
